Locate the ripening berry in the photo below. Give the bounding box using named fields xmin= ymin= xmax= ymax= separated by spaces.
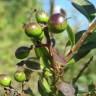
xmin=48 ymin=13 xmax=67 ymax=33
xmin=25 ymin=22 xmax=43 ymax=38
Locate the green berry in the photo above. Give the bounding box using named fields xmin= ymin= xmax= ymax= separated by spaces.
xmin=25 ymin=22 xmax=43 ymax=38
xmin=36 ymin=10 xmax=49 ymax=23
xmin=48 ymin=13 xmax=67 ymax=33
xmin=0 ymin=74 xmax=11 ymax=87
xmin=14 ymin=71 xmax=26 ymax=82
xmin=15 ymin=46 xmax=30 ymax=59
xmin=37 ymin=31 xmax=44 ymax=40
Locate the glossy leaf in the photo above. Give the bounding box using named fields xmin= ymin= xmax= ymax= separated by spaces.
xmin=72 ymin=0 xmax=96 ymax=21
xmin=67 ymin=25 xmax=75 ymax=47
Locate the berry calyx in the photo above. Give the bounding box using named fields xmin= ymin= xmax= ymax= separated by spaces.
xmin=48 ymin=13 xmax=67 ymax=33
xmin=36 ymin=10 xmax=49 ymax=23
xmin=14 ymin=71 xmax=26 ymax=82
xmin=0 ymin=74 xmax=11 ymax=87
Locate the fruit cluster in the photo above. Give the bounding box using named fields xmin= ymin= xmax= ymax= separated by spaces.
xmin=0 ymin=9 xmax=68 ymax=95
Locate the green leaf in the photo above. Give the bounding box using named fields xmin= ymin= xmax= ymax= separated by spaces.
xmin=38 ymin=79 xmax=49 ymax=96
xmin=67 ymin=25 xmax=75 ymax=47
xmin=67 ymin=59 xmax=75 ymax=65
xmin=38 ymin=78 xmax=51 ymax=96
xmin=42 ymin=78 xmax=51 ymax=93
xmin=35 ymin=47 xmax=51 ymax=69
xmin=72 ymin=0 xmax=96 ymax=21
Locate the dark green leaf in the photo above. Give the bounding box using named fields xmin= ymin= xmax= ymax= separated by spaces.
xmin=67 ymin=25 xmax=75 ymax=47
xmin=74 ymin=30 xmax=96 ymax=61
xmin=72 ymin=0 xmax=96 ymax=21
xmin=75 ymin=30 xmax=86 ymax=43
xmin=25 ymin=59 xmax=40 ymax=70
xmin=38 ymin=80 xmax=48 ymax=96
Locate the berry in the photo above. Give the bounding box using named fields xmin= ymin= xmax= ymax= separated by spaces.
xmin=48 ymin=13 xmax=67 ymax=33
xmin=0 ymin=74 xmax=11 ymax=87
xmin=14 ymin=71 xmax=26 ymax=82
xmin=15 ymin=46 xmax=30 ymax=59
xmin=25 ymin=22 xmax=43 ymax=38
xmin=36 ymin=10 xmax=49 ymax=23
xmin=37 ymin=31 xmax=44 ymax=40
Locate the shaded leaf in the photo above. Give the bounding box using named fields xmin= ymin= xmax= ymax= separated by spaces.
xmin=75 ymin=30 xmax=86 ymax=43
xmin=74 ymin=30 xmax=96 ymax=61
xmin=25 ymin=59 xmax=40 ymax=70
xmin=72 ymin=0 xmax=96 ymax=20
xmin=74 ymin=42 xmax=95 ymax=61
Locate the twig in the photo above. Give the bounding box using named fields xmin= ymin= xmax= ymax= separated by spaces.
xmin=65 ymin=18 xmax=96 ymax=62
xmin=72 ymin=56 xmax=93 ymax=84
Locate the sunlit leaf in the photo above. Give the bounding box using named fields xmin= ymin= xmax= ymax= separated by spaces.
xmin=38 ymin=78 xmax=51 ymax=96
xmin=67 ymin=25 xmax=75 ymax=47
xmin=72 ymin=0 xmax=96 ymax=21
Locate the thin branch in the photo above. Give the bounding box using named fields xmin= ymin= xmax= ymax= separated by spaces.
xmin=72 ymin=56 xmax=93 ymax=84
xmin=65 ymin=18 xmax=96 ymax=62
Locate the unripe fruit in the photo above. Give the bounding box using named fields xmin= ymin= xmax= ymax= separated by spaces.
xmin=15 ymin=46 xmax=30 ymax=59
xmin=0 ymin=74 xmax=11 ymax=87
xmin=25 ymin=22 xmax=43 ymax=38
xmin=48 ymin=13 xmax=67 ymax=33
xmin=36 ymin=31 xmax=44 ymax=40
xmin=14 ymin=71 xmax=26 ymax=82
xmin=36 ymin=10 xmax=49 ymax=23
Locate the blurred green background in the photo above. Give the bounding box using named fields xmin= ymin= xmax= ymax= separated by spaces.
xmin=0 ymin=0 xmax=96 ymax=95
